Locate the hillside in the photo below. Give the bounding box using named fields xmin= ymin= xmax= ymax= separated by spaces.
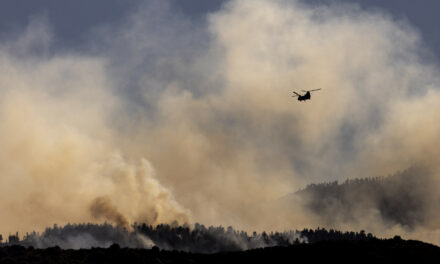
xmin=4 ymin=224 xmax=373 ymax=253
xmin=294 ymin=166 xmax=440 ymax=229
xmin=1 ymin=237 xmax=439 ymax=264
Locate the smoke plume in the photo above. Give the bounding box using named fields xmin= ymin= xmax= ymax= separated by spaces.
xmin=1 ymin=0 xmax=440 ymax=245
xmin=90 ymin=197 xmax=130 ymax=229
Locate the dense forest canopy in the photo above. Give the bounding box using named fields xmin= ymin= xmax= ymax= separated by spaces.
xmin=2 ymin=223 xmax=375 ymax=253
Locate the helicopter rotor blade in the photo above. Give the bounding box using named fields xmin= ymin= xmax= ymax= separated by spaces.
xmin=308 ymin=88 xmax=322 ymax=92
xmin=292 ymin=91 xmax=301 ymax=96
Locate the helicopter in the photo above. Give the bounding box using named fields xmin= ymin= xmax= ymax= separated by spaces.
xmin=292 ymin=89 xmax=321 ymax=101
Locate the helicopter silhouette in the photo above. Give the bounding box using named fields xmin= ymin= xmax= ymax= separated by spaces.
xmin=292 ymin=89 xmax=321 ymax=101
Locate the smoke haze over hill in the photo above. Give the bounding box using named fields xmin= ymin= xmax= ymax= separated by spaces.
xmin=292 ymin=167 xmax=440 ymax=240
xmin=0 ymin=0 xmax=440 ymax=244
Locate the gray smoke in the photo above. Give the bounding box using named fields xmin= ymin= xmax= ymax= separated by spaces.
xmin=293 ymin=166 xmax=440 ymax=232
xmin=18 ymin=223 xmax=153 ymax=249
xmin=14 ymin=223 xmax=303 ymax=252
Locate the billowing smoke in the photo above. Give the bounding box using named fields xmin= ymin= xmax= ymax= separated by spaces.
xmin=0 ymin=27 xmax=191 ymax=233
xmin=90 ymin=197 xmax=130 ymax=229
xmin=1 ymin=0 xmax=440 ymax=245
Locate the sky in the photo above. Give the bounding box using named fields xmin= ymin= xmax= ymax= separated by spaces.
xmin=1 ymin=0 xmax=440 ymax=245
xmin=0 ymin=0 xmax=439 ymax=59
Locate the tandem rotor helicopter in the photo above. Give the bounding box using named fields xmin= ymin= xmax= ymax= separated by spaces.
xmin=292 ymin=88 xmax=321 ymax=101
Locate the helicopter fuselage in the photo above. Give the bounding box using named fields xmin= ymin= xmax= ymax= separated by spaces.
xmin=297 ymin=91 xmax=311 ymax=101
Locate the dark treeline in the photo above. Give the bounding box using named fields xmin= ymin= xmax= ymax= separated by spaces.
xmin=300 ymin=227 xmax=374 ymax=244
xmin=17 ymin=223 xmax=148 ymax=249
xmin=295 ymin=166 xmax=438 ymax=228
xmin=134 ymin=223 xmax=299 ymax=252
xmin=1 ymin=223 xmax=375 ymax=253
xmin=0 ymin=237 xmax=439 ymax=264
